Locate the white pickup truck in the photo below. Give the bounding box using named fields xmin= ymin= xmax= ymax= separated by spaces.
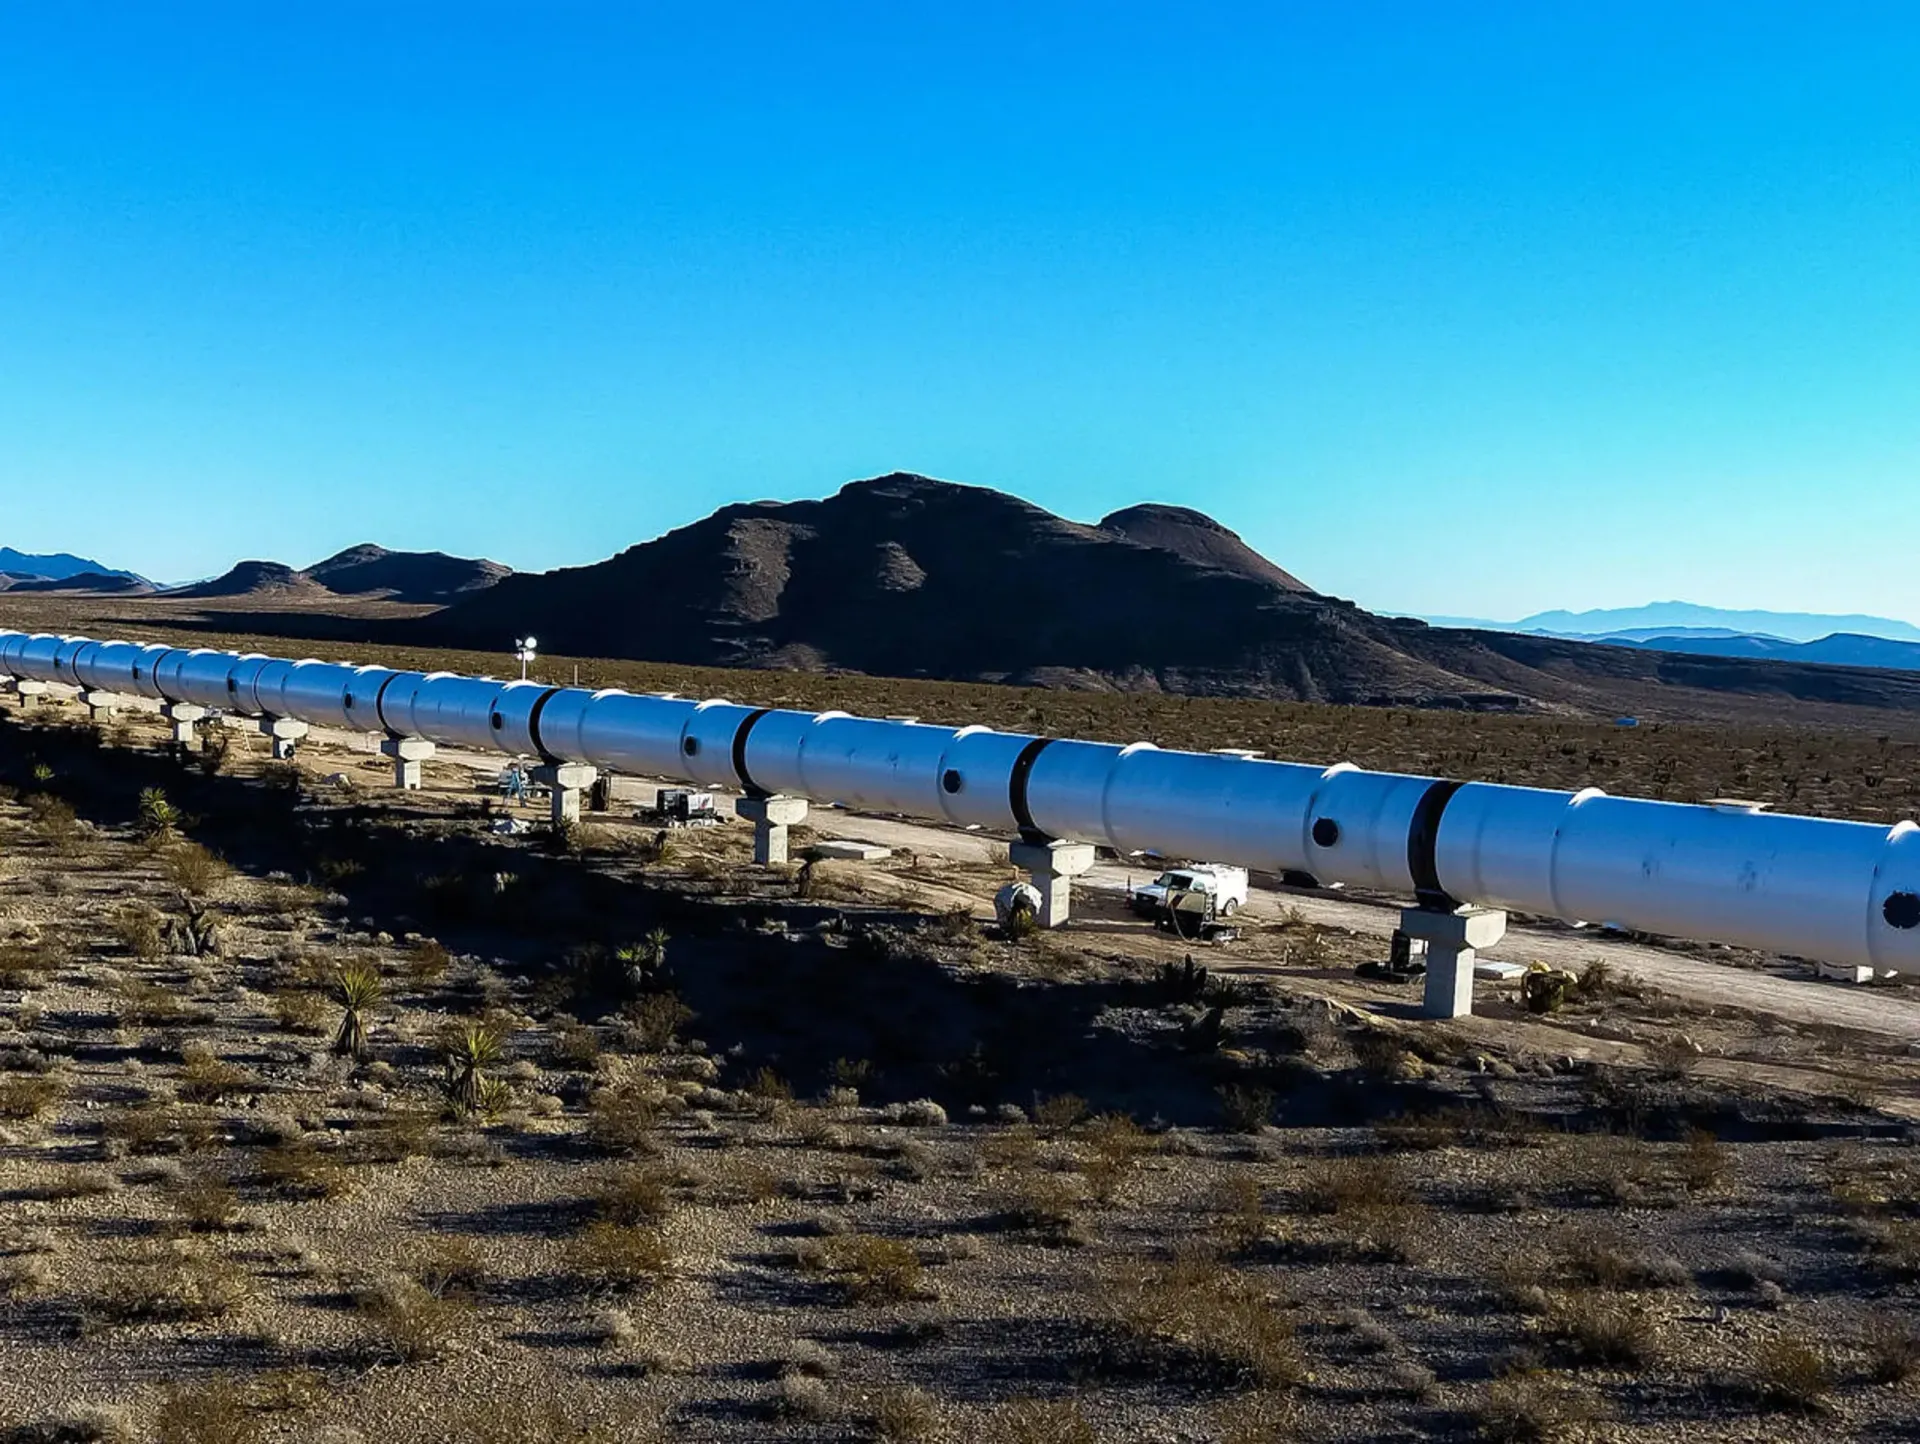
xmin=1130 ymin=863 xmax=1249 ymax=918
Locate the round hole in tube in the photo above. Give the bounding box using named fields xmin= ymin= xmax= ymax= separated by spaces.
xmin=490 ymin=713 xmax=504 ymax=730
xmin=1311 ymin=817 xmax=1341 ymax=848
xmin=343 ymin=694 xmax=355 ymax=710
xmin=942 ymin=769 xmax=963 ymax=794
xmin=1884 ymin=891 xmax=1920 ymax=930
xmin=683 ymin=736 xmax=700 ymax=757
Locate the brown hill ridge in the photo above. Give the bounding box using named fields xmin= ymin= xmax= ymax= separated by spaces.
xmin=169 ymin=546 xmax=509 ymax=605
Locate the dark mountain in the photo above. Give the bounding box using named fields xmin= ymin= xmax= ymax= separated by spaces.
xmin=7 ymin=571 xmax=155 ymax=595
xmin=413 ymin=473 xmax=1920 ymax=716
xmin=1621 ymin=631 xmax=1920 ymax=672
xmin=0 ymin=548 xmax=142 ymax=584
xmin=168 ymin=561 xmax=317 ymax=599
xmin=1097 ymin=504 xmax=1310 ymax=591
xmin=302 ymin=544 xmax=510 ymax=603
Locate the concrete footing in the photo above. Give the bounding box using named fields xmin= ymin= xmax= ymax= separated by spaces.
xmin=530 ymin=762 xmax=598 ymax=826
xmin=13 ymin=679 xmax=48 ymax=709
xmin=1007 ymin=838 xmax=1098 ymax=928
xmin=81 ymin=690 xmax=123 ymax=724
xmin=380 ymin=736 xmax=436 ymax=790
xmin=259 ymin=716 xmax=310 ymax=761
xmin=162 ymin=702 xmax=208 ymax=748
xmin=735 ymin=793 xmax=809 ymax=865
xmin=1399 ymin=905 xmax=1510 ymax=1019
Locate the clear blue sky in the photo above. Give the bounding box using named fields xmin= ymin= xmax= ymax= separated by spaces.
xmin=2 ymin=3 xmax=1916 ymax=621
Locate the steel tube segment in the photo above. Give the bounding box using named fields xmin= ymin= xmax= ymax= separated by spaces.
xmin=8 ymin=626 xmax=1920 ymax=975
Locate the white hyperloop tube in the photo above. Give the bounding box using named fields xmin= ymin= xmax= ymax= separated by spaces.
xmin=6 ymin=626 xmax=1920 ymax=976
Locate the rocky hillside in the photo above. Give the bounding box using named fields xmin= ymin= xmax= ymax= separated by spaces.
xmin=168 ymin=546 xmax=508 ymax=605
xmin=411 ymin=473 xmax=1920 ymax=715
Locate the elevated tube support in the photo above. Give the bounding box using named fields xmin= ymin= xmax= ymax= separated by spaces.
xmin=81 ymin=690 xmax=123 ymax=724
xmin=13 ymin=679 xmax=49 ymax=709
xmin=162 ymin=702 xmax=207 ymax=749
xmin=1008 ymin=838 xmax=1097 ymax=929
xmin=260 ymin=716 xmax=310 ymax=761
xmin=1400 ymin=905 xmax=1509 ymax=1019
xmin=380 ymin=735 xmax=435 ymax=791
xmin=531 ymin=762 xmax=598 ymax=827
xmin=735 ymin=793 xmax=809 ymax=865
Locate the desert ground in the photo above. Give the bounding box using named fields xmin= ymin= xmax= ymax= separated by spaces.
xmin=2 ymin=673 xmax=1919 ymax=1443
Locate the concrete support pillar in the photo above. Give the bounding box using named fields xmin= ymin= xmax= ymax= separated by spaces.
xmin=162 ymin=702 xmax=207 ymax=749
xmin=13 ymin=680 xmax=48 ymax=710
xmin=81 ymin=690 xmax=122 ymax=724
xmin=1399 ymin=905 xmax=1509 ymax=1019
xmin=530 ymin=762 xmax=598 ymax=826
xmin=260 ymin=716 xmax=310 ymax=761
xmin=1007 ymin=838 xmax=1098 ymax=929
xmin=734 ymin=793 xmax=809 ymax=865
xmin=380 ymin=735 xmax=436 ymax=790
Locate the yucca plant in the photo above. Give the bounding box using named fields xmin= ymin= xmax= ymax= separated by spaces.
xmin=444 ymin=1023 xmax=504 ymax=1113
xmin=332 ymin=964 xmax=383 ymax=1060
xmin=136 ymin=786 xmax=182 ymax=843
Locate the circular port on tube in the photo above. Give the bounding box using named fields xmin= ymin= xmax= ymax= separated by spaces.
xmin=683 ymin=736 xmax=700 ymax=757
xmin=1884 ymin=891 xmax=1920 ymax=930
xmin=942 ymin=769 xmax=963 ymax=794
xmin=1311 ymin=817 xmax=1341 ymax=848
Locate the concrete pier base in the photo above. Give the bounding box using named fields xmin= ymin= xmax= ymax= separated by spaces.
xmin=735 ymin=794 xmax=809 ymax=865
xmin=381 ymin=736 xmax=436 ymax=790
xmin=260 ymin=716 xmax=310 ymax=761
xmin=530 ymin=762 xmax=598 ymax=826
xmin=81 ymin=690 xmax=122 ymax=724
xmin=13 ymin=680 xmax=48 ymax=710
xmin=162 ymin=703 xmax=208 ymax=749
xmin=1399 ymin=905 xmax=1510 ymax=1019
xmin=1007 ymin=838 xmax=1098 ymax=928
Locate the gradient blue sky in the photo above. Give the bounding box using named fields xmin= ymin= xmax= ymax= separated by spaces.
xmin=2 ymin=3 xmax=1916 ymax=620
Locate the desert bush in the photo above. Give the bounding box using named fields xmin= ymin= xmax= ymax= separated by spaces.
xmin=551 ymin=1020 xmax=604 ymax=1070
xmin=593 ymin=1166 xmax=676 ymax=1226
xmin=1216 ymin=1083 xmax=1275 ymax=1133
xmin=587 ymin=1080 xmax=663 ymax=1156
xmin=273 ymin=987 xmax=327 ymax=1034
xmin=0 ymin=1073 xmax=64 ymax=1120
xmin=1078 ymin=1113 xmax=1154 ymax=1204
xmin=1031 ymin=1093 xmax=1088 ymax=1135
xmin=178 ymin=1043 xmax=254 ymax=1104
xmin=112 ymin=904 xmax=165 ymax=962
xmin=868 ymin=1386 xmax=943 ymax=1442
xmin=170 ymin=1171 xmax=241 ymax=1232
xmin=162 ymin=841 xmax=229 ymax=896
xmin=1299 ymin=1154 xmax=1412 ymax=1215
xmin=442 ymin=1021 xmax=504 ymax=1114
xmin=1474 ymin=1376 xmax=1606 ymax=1442
xmin=1559 ymin=1227 xmax=1689 ymax=1290
xmin=565 ymin=1222 xmax=674 ymax=1292
xmin=355 ymin=1273 xmax=472 ymax=1362
xmin=745 ymin=1066 xmax=794 ymax=1106
xmin=620 ymin=991 xmax=693 ymax=1053
xmin=1212 ymin=1173 xmax=1270 ymax=1253
xmin=89 ymin=1241 xmax=252 ymax=1327
xmin=980 ymin=1398 xmax=1096 ymax=1444
xmin=1749 ymin=1334 xmax=1833 ymax=1412
xmin=403 ymin=937 xmax=452 ymax=983
xmin=415 ymin=1237 xmax=489 ymax=1300
xmin=1675 ymin=1127 xmax=1731 ymax=1192
xmin=1864 ymin=1311 xmax=1920 ymax=1385
xmin=1000 ymin=1172 xmax=1084 ymax=1244
xmin=257 ymin=1139 xmax=353 ymax=1199
xmin=1550 ymin=1295 xmax=1656 ymax=1367
xmin=136 ymin=787 xmax=183 ymax=844
xmin=822 ymin=1233 xmax=926 ymax=1305
xmin=153 ymin=1376 xmax=258 ymax=1444
xmin=1116 ymin=1246 xmax=1304 ymax=1388
xmin=0 ymin=938 xmax=62 ymax=989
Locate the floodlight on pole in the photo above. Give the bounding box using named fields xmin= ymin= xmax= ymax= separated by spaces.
xmin=514 ymin=636 xmax=538 ymax=681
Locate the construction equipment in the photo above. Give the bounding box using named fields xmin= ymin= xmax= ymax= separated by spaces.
xmin=643 ymin=787 xmax=719 ymax=828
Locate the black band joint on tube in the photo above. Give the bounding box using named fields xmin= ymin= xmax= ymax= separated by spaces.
xmin=524 ymin=687 xmax=565 ymax=764
xmin=1008 ymin=737 xmax=1056 ymax=844
xmin=372 ymin=673 xmax=405 ymax=736
xmin=1407 ymin=778 xmax=1465 ymax=912
xmin=732 ymin=708 xmax=775 ymax=798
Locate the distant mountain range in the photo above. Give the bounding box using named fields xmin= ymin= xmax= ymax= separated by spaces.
xmin=1429 ymin=601 xmax=1920 ymax=646
xmin=0 ymin=548 xmax=146 ymax=588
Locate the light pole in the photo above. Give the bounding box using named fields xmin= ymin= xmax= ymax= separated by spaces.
xmin=514 ymin=636 xmax=538 ymax=682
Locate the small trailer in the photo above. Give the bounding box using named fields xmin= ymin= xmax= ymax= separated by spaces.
xmin=642 ymin=787 xmax=720 ymax=828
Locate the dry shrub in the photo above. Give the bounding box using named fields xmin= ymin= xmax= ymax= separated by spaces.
xmin=90 ymin=1241 xmax=252 ymax=1327
xmin=0 ymin=1073 xmax=65 ymax=1120
xmin=415 ymin=1237 xmax=489 ymax=1299
xmin=981 ymin=1397 xmax=1096 ymax=1444
xmin=1115 ymin=1246 xmax=1304 ymax=1388
xmin=1212 ymin=1173 xmax=1270 ymax=1253
xmin=1864 ymin=1311 xmax=1920 ymax=1385
xmin=0 ymin=938 xmax=61 ymax=989
xmin=1559 ymin=1228 xmax=1689 ymax=1290
xmin=980 ymin=1123 xmax=1042 ymax=1171
xmin=112 ymin=904 xmax=165 ymax=962
xmin=565 ymin=1222 xmax=674 ymax=1292
xmin=1299 ymin=1153 xmax=1411 ymax=1215
xmin=1077 ymin=1113 xmax=1154 ymax=1205
xmin=1751 ymin=1334 xmax=1834 ymax=1412
xmin=348 ymin=1108 xmax=437 ymax=1165
xmin=99 ymin=1101 xmax=187 ymax=1156
xmin=621 ymin=992 xmax=693 ymax=1053
xmin=170 ymin=1172 xmax=241 ymax=1232
xmin=355 ymin=1273 xmax=472 ymax=1361
xmin=822 ymin=1234 xmax=926 ymax=1305
xmin=1209 ymin=1390 xmax=1299 ymax=1442
xmin=1001 ymin=1172 xmax=1085 ymax=1244
xmin=273 ymin=988 xmax=327 ymax=1034
xmin=1032 ymin=1093 xmax=1089 ymax=1134
xmin=1675 ymin=1128 xmax=1731 ymax=1192
xmin=1474 ymin=1376 xmax=1606 ymax=1442
xmin=403 ymin=937 xmax=452 ymax=984
xmin=1550 ymin=1295 xmax=1655 ymax=1368
xmin=551 ymin=1021 xmax=603 ymax=1070
xmin=587 ymin=1080 xmax=663 ymax=1156
xmin=162 ymin=841 xmax=230 ymax=897
xmin=177 ymin=1043 xmax=254 ymax=1104
xmin=593 ymin=1166 xmax=676 ymax=1226
xmin=257 ymin=1140 xmax=353 ymax=1199
xmin=868 ymin=1386 xmax=943 ymax=1442
xmin=154 ymin=1376 xmax=259 ymax=1444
